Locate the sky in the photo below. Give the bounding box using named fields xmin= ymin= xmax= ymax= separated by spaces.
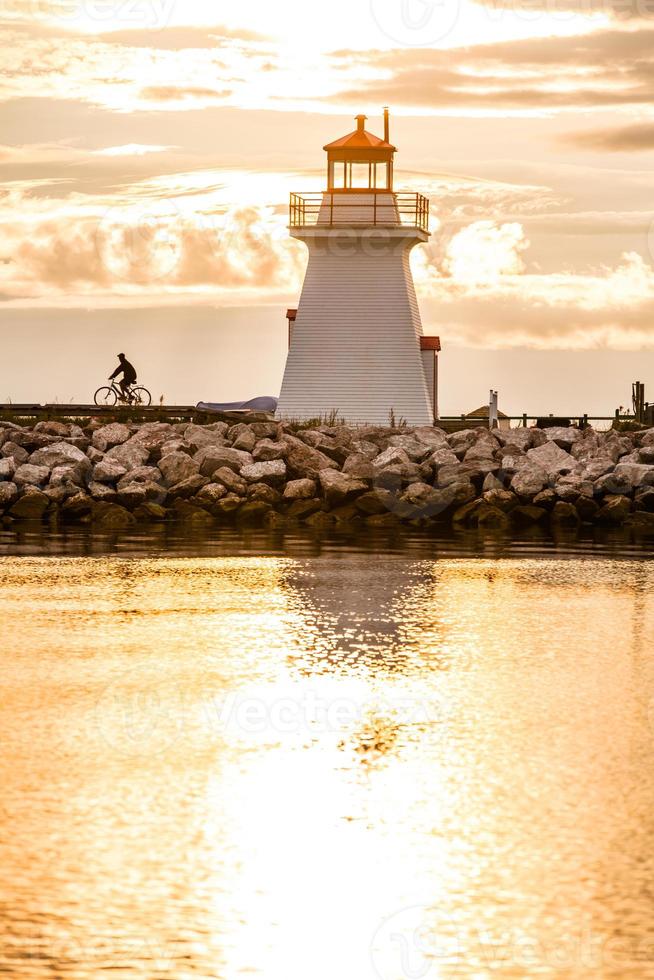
xmin=1 ymin=0 xmax=654 ymax=414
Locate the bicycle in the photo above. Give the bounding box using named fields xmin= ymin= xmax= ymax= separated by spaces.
xmin=94 ymin=380 xmax=152 ymax=407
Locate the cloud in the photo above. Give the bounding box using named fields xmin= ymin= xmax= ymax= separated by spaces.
xmin=441 ymin=220 xmax=530 ymax=284
xmin=472 ymin=0 xmax=654 ymax=19
xmin=93 ymin=143 xmax=173 ymax=156
xmin=139 ymin=86 xmax=231 ymax=104
xmin=566 ymin=122 xmax=654 ymax=150
xmin=98 ymin=25 xmax=269 ymax=49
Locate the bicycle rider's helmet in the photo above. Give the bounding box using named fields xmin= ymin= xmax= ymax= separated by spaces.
xmin=118 ymin=353 xmax=125 ymax=359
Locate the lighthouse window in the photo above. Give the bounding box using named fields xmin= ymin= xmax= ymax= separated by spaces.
xmin=376 ymin=162 xmax=389 ymax=190
xmin=350 ymin=163 xmax=371 ymax=189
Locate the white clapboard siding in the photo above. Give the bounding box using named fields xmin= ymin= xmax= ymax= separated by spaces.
xmin=317 ymin=193 xmax=399 ymax=226
xmin=277 ymin=225 xmax=433 ymax=426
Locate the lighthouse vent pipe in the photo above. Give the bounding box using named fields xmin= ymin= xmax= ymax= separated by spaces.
xmin=384 ymin=107 xmax=390 ymax=143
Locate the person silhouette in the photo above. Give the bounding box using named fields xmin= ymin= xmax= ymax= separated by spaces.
xmin=109 ymin=353 xmax=137 ymax=400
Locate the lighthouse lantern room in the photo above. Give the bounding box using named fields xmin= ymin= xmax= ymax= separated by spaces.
xmin=277 ymin=110 xmax=436 ymax=426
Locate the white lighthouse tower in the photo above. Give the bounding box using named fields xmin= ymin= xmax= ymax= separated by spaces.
xmin=277 ymin=109 xmax=435 ymax=426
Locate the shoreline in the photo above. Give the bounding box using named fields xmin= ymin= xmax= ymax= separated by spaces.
xmin=2 ymin=417 xmax=654 ymax=535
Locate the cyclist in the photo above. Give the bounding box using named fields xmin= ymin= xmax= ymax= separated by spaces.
xmin=109 ymin=353 xmax=138 ymax=400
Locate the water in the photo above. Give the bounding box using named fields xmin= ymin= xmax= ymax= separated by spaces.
xmin=1 ymin=529 xmax=654 ymax=979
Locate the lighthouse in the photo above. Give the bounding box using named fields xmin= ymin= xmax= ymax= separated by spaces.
xmin=277 ymin=109 xmax=435 ymax=426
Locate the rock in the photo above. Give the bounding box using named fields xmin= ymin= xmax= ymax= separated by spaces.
xmin=86 ymin=446 xmax=104 ymax=465
xmin=0 ymin=482 xmax=18 ymax=508
xmin=253 ymin=439 xmax=287 ymax=462
xmin=581 ymin=458 xmax=615 ymax=482
xmin=34 ymin=420 xmax=70 ymax=438
xmin=436 ymin=463 xmax=479 ymax=488
xmin=88 ymin=482 xmax=117 ymax=502
xmin=350 ymin=439 xmax=380 ymax=460
xmin=550 ymin=501 xmax=580 ymax=527
xmin=93 ymin=502 xmax=136 ymax=529
xmin=319 ymin=470 xmax=368 ymax=508
xmin=10 ymin=488 xmax=49 ymax=520
xmin=59 ymin=492 xmax=93 ymax=520
xmin=115 ymin=484 xmax=149 ymax=509
xmin=241 ymin=460 xmax=287 ymax=485
xmin=248 ymin=483 xmax=281 ymax=505
xmin=196 ymin=483 xmax=227 ymax=507
xmin=305 ymin=510 xmax=337 ymax=527
xmin=544 ymin=427 xmax=581 ymax=450
xmin=613 ymin=462 xmax=654 ymax=488
xmin=211 ymin=467 xmax=248 ymax=496
xmin=92 ymin=423 xmax=131 ymax=452
xmin=526 ymin=440 xmax=577 ymax=477
xmin=594 ymin=472 xmax=633 ymax=497
xmin=116 ymin=465 xmax=162 ymax=489
xmin=447 ymin=429 xmax=480 ymax=454
xmin=282 ymin=435 xmax=339 ymax=480
xmin=576 ymin=497 xmax=601 ymax=522
xmin=341 ymin=454 xmax=375 ymax=481
xmin=482 ymin=489 xmax=518 ymax=512
xmin=554 ymin=474 xmax=593 ymax=503
xmin=213 ymin=494 xmax=243 ymax=518
xmin=428 ymin=447 xmax=459 ymax=469
xmin=452 ymin=499 xmax=488 ymax=527
xmin=286 ymin=498 xmax=323 ymax=520
xmin=283 ymin=479 xmax=317 ymax=501
xmin=635 ymin=489 xmax=654 ymax=513
xmin=533 ymin=489 xmax=557 ymax=511
xmin=93 ymin=458 xmax=128 ymax=484
xmin=450 ymin=482 xmax=477 ymax=507
xmin=235 ymin=501 xmax=273 ymax=524
xmin=159 ymin=452 xmax=200 ymax=488
xmin=198 ymin=447 xmax=253 ymax=477
xmin=365 ymin=513 xmax=400 ymax=527
xmin=511 ymin=465 xmax=548 ymax=498
xmin=387 ymin=435 xmax=431 ymax=462
xmin=373 ymin=446 xmax=411 ymax=470
xmin=0 ymin=458 xmax=16 ymax=480
xmin=167 ymin=475 xmax=209 ymax=500
xmin=232 ymin=429 xmax=257 ymax=452
xmin=30 ymin=442 xmax=89 ymax=471
xmin=14 ymin=464 xmax=50 ymax=487
xmin=638 ymin=446 xmax=654 ymax=464
xmin=482 ymin=472 xmax=505 ymax=492
xmin=413 ymin=427 xmax=448 ymax=449
xmin=478 ymin=506 xmax=511 ymax=530
xmin=511 ymin=505 xmax=548 ymax=525
xmin=464 ymin=443 xmax=499 ymax=464
xmin=106 ymin=442 xmax=149 ymax=472
xmin=500 ymin=453 xmax=528 ymax=475
xmin=250 ymin=422 xmax=278 ymax=440
xmin=399 ymin=482 xmax=451 ymax=519
xmin=133 ymin=502 xmax=168 ymax=522
xmin=354 ymin=489 xmax=396 ymax=516
xmin=49 ymin=464 xmax=86 ymax=488
xmin=183 ymin=424 xmax=228 ymax=453
xmin=598 ymin=495 xmax=632 ymax=524
xmin=1 ymin=442 xmax=29 ymax=465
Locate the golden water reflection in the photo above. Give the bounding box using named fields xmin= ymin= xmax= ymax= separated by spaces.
xmin=1 ymin=555 xmax=654 ymax=978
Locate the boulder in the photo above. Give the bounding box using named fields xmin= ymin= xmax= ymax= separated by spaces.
xmin=483 ymin=489 xmax=518 ymax=512
xmin=635 ymin=489 xmax=654 ymax=513
xmin=86 ymin=447 xmax=104 ymax=465
xmin=626 ymin=511 xmax=654 ymax=530
xmin=30 ymin=442 xmax=89 ymax=470
xmin=412 ymin=427 xmax=448 ymax=450
xmin=282 ymin=435 xmax=339 ymax=480
xmin=341 ymin=454 xmax=375 ymax=481
xmin=115 ymin=484 xmax=149 ymax=510
xmin=511 ymin=465 xmax=548 ymax=498
xmin=533 ymin=489 xmax=557 ymax=511
xmin=253 ymin=439 xmax=287 ymax=462
xmin=93 ymin=458 xmax=128 ymax=484
xmin=482 ymin=472 xmax=505 ymax=493
xmin=10 ymin=489 xmax=49 ymax=520
xmin=49 ymin=464 xmax=86 ymax=488
xmin=133 ymin=502 xmax=168 ymax=522
xmin=167 ymin=476 xmax=209 ymax=500
xmin=594 ymin=472 xmax=633 ymax=497
xmin=213 ymin=494 xmax=243 ymax=518
xmin=511 ymin=504 xmax=548 ymax=525
xmin=354 ymin=489 xmax=396 ymax=516
xmin=526 ymin=440 xmax=577 ymax=477
xmin=250 ymin=421 xmax=278 ymax=440
xmin=478 ymin=506 xmax=511 ymax=530
xmin=232 ymin=429 xmax=257 ymax=453
xmin=88 ymin=482 xmax=117 ymax=502
xmin=544 ymin=427 xmax=581 ymax=450
xmin=93 ymin=503 xmax=136 ymax=530
xmin=196 ymin=483 xmax=227 ymax=507
xmin=105 ymin=442 xmax=149 ymax=472
xmin=61 ymin=492 xmax=93 ymax=520
xmin=0 ymin=482 xmax=18 ymax=508
xmin=92 ymin=423 xmax=131 ymax=453
xmin=436 ymin=463 xmax=479 ymax=488
xmin=581 ymin=458 xmax=615 ymax=482
xmin=598 ymin=495 xmax=632 ymax=524
xmin=428 ymin=447 xmax=459 ymax=469
xmin=241 ymin=460 xmax=287 ymax=485
xmin=464 ymin=443 xmax=500 ymax=464
xmin=198 ymin=447 xmax=253 ymax=477
xmin=248 ymin=483 xmax=281 ymax=505
xmin=373 ymin=446 xmax=412 ymax=470
xmin=116 ymin=465 xmax=162 ymax=489
xmin=183 ymin=424 xmax=228 ymax=453
xmin=613 ymin=462 xmax=654 ymax=488
xmin=447 ymin=429 xmax=480 ymax=455
xmin=14 ymin=464 xmax=50 ymax=487
xmin=286 ymin=498 xmax=323 ymax=520
xmin=576 ymin=497 xmax=601 ymax=522
xmin=452 ymin=499 xmax=488 ymax=527
xmin=211 ymin=467 xmax=248 ymax=496
xmin=399 ymin=482 xmax=451 ymax=519
xmin=0 ymin=458 xmax=16 ymax=480
xmin=159 ymin=452 xmax=200 ymax=488
xmin=319 ymin=470 xmax=368 ymax=507
xmin=34 ymin=420 xmax=70 ymax=438
xmin=550 ymin=501 xmax=580 ymax=527
xmin=387 ymin=435 xmax=431 ymax=462
xmin=350 ymin=439 xmax=381 ymax=460
xmin=235 ymin=501 xmax=273 ymax=525
xmin=283 ymin=479 xmax=317 ymax=501
xmin=1 ymin=442 xmax=29 ymax=464
xmin=639 ymin=446 xmax=654 ymax=464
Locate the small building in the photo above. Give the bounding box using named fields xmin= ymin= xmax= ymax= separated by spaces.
xmin=466 ymin=405 xmax=511 ymax=431
xmin=277 ymin=109 xmax=436 ymax=426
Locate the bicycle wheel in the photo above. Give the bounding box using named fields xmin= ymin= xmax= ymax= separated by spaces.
xmin=94 ymin=386 xmax=118 ymax=407
xmin=132 ymin=387 xmax=152 ymax=407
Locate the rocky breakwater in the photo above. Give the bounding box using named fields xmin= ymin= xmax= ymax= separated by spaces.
xmin=1 ymin=418 xmax=654 ymax=532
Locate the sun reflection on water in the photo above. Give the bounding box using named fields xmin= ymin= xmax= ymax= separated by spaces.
xmin=0 ymin=555 xmax=654 ymax=978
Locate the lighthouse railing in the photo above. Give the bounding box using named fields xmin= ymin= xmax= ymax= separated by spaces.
xmin=289 ymin=192 xmax=430 ymax=233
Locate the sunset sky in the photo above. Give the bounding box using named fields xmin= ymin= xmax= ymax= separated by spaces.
xmin=2 ymin=0 xmax=654 ymax=413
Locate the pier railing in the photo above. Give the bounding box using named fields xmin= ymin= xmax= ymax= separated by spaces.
xmin=289 ymin=192 xmax=430 ymax=233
